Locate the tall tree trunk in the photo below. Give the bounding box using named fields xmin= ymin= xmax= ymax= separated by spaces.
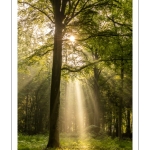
xmin=118 ymin=58 xmax=124 ymax=139
xmin=93 ymin=50 xmax=100 ymax=127
xmin=126 ymin=108 xmax=131 ymax=137
xmin=115 ymin=118 xmax=118 ymax=137
xmin=47 ymin=2 xmax=63 ymax=146
xmin=118 ymin=99 xmax=122 ymax=139
xmin=25 ymin=94 xmax=28 ymax=133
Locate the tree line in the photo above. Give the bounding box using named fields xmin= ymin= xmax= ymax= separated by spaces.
xmin=18 ymin=0 xmax=132 ymax=148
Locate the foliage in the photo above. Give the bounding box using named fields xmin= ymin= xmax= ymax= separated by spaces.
xmin=18 ymin=133 xmax=48 ymax=150
xmin=18 ymin=64 xmax=51 ymax=134
xmin=18 ymin=0 xmax=132 ymax=147
xmin=18 ymin=133 xmax=132 ymax=150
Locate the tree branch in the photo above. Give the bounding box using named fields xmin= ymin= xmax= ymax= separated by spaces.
xmin=76 ymin=31 xmax=132 ymax=41
xmin=61 ymin=58 xmax=132 ymax=72
xmin=61 ymin=0 xmax=69 ymax=16
xmin=107 ymin=16 xmax=132 ymax=31
xmin=18 ymin=1 xmax=54 ymax=23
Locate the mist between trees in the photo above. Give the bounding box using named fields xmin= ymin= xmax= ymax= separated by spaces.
xmin=18 ymin=0 xmax=132 ymax=148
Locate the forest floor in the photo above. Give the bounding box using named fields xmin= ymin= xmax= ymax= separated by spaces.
xmin=18 ymin=133 xmax=132 ymax=150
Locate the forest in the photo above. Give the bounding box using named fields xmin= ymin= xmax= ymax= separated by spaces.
xmin=18 ymin=0 xmax=132 ymax=149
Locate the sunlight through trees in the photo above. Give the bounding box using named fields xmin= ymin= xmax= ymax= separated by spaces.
xmin=18 ymin=0 xmax=132 ymax=149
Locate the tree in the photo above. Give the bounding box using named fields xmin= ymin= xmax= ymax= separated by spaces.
xmin=44 ymin=0 xmax=117 ymax=148
xmin=18 ymin=0 xmax=132 ymax=148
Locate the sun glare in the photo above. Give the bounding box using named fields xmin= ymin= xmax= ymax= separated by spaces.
xmin=69 ymin=35 xmax=75 ymax=42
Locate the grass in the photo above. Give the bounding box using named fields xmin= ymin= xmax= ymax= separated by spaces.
xmin=18 ymin=133 xmax=48 ymax=150
xmin=18 ymin=133 xmax=132 ymax=150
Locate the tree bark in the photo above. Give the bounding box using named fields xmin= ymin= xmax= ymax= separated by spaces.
xmin=126 ymin=108 xmax=131 ymax=137
xmin=118 ymin=58 xmax=124 ymax=139
xmin=25 ymin=94 xmax=28 ymax=133
xmin=92 ymin=49 xmax=100 ymax=127
xmin=93 ymin=68 xmax=99 ymax=124
xmin=47 ymin=1 xmax=63 ymax=147
xmin=115 ymin=118 xmax=118 ymax=137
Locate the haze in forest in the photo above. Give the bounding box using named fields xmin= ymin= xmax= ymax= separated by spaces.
xmin=18 ymin=0 xmax=132 ymax=149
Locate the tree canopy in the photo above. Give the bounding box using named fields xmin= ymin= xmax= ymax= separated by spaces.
xmin=18 ymin=0 xmax=132 ymax=148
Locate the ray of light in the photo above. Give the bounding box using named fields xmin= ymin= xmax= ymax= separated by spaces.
xmin=62 ymin=79 xmax=88 ymax=135
xmin=74 ymin=79 xmax=86 ymax=134
xmin=84 ymin=80 xmax=102 ymax=127
xmin=61 ymin=77 xmax=104 ymax=138
xmin=64 ymin=81 xmax=76 ymax=133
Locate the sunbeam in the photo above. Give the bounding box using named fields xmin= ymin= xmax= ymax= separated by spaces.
xmin=60 ymin=78 xmax=103 ymax=136
xmin=74 ymin=79 xmax=86 ymax=134
xmin=61 ymin=79 xmax=88 ymax=135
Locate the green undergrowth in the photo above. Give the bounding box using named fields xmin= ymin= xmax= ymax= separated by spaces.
xmin=18 ymin=133 xmax=132 ymax=150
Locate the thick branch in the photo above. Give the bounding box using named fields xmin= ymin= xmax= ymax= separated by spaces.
xmin=64 ymin=0 xmax=108 ymax=26
xmin=61 ymin=0 xmax=69 ymax=15
xmin=61 ymin=58 xmax=132 ymax=72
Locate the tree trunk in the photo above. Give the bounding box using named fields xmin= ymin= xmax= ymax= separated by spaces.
xmin=118 ymin=59 xmax=124 ymax=139
xmin=25 ymin=94 xmax=28 ymax=133
xmin=118 ymin=103 xmax=122 ymax=139
xmin=47 ymin=8 xmax=63 ymax=147
xmin=126 ymin=108 xmax=131 ymax=137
